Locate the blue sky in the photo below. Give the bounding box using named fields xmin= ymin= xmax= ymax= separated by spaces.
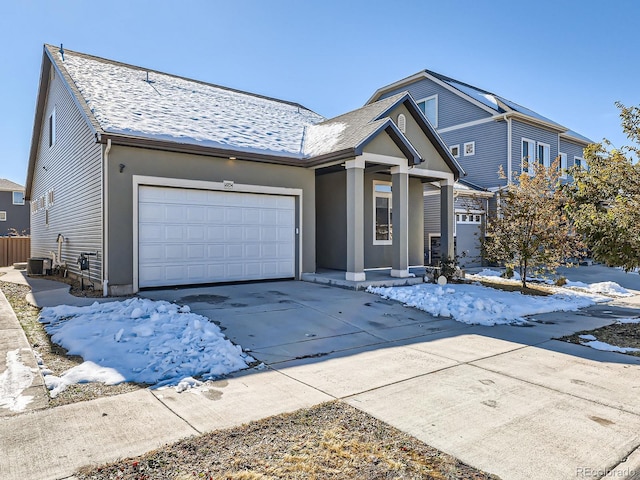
xmin=1 ymin=0 xmax=637 ymax=185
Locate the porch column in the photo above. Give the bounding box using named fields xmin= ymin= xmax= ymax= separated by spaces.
xmin=345 ymin=158 xmax=365 ymax=281
xmin=440 ymin=178 xmax=455 ymax=261
xmin=391 ymin=165 xmax=409 ymax=277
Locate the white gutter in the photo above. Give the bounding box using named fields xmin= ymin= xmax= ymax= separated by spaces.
xmin=505 ymin=114 xmax=512 ymax=184
xmin=102 ymin=139 xmax=112 ymax=297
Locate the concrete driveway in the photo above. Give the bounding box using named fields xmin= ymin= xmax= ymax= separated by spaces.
xmin=141 ymin=280 xmax=640 ymax=480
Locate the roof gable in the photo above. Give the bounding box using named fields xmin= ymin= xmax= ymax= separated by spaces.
xmin=369 ymin=69 xmax=592 ymax=142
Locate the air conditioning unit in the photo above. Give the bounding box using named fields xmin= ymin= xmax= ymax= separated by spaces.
xmin=27 ymin=257 xmax=52 ymax=276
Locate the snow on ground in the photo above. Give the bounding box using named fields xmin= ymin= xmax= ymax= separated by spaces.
xmin=470 ymin=269 xmax=634 ymax=297
xmin=578 ymin=335 xmax=640 ymax=353
xmin=367 ymin=282 xmax=610 ymax=326
xmin=0 ymin=349 xmax=36 ymax=412
xmin=38 ymin=298 xmax=253 ymax=397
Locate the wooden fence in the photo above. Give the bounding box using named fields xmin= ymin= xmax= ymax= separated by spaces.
xmin=0 ymin=237 xmax=30 ymax=267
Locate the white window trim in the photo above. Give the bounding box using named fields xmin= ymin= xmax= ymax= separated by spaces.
xmin=416 ymin=94 xmax=438 ymax=128
xmin=12 ymin=191 xmax=24 ymax=205
xmin=537 ymin=142 xmax=551 ymax=169
xmin=574 ymin=156 xmax=586 ymax=170
xmin=522 ymin=138 xmax=536 ymax=176
xmin=449 ymin=144 xmax=460 ymax=158
xmin=463 ymin=141 xmax=475 ymax=156
xmin=559 ymin=152 xmax=568 ymax=178
xmin=373 ymin=180 xmax=392 ymax=246
xmin=49 ymin=107 xmax=56 ymax=148
xmin=0 ymin=211 xmax=6 ymax=221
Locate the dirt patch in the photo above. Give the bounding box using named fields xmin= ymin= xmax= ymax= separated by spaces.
xmin=76 ymin=401 xmax=500 ymax=480
xmin=467 ymin=277 xmax=553 ymax=296
xmin=559 ymin=321 xmax=640 ymax=357
xmin=0 ymin=280 xmax=143 ymax=407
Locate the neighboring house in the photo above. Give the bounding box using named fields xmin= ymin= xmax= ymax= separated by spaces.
xmin=368 ymin=70 xmax=592 ymax=267
xmin=0 ymin=179 xmax=29 ymax=236
xmin=26 ymin=45 xmax=462 ymax=295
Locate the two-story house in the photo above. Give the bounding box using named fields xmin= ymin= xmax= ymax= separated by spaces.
xmin=368 ymin=70 xmax=592 ymax=268
xmin=0 ymin=179 xmax=30 ymax=236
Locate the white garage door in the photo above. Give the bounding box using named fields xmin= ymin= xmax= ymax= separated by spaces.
xmin=138 ymin=186 xmax=296 ymax=288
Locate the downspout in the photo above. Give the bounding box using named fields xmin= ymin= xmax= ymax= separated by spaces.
xmin=505 ymin=114 xmax=512 ymax=184
xmin=103 ymin=138 xmax=112 ymax=297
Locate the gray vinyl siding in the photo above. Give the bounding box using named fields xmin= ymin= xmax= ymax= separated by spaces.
xmin=440 ymin=120 xmax=508 ymax=189
xmin=560 ymin=138 xmax=587 ymax=168
xmin=511 ymin=120 xmax=559 ymax=176
xmin=377 ymin=78 xmax=492 ymax=129
xmin=0 ymin=191 xmax=29 ymax=236
xmin=423 ymin=185 xmax=440 ymax=264
xmin=30 ymin=67 xmax=103 ymax=283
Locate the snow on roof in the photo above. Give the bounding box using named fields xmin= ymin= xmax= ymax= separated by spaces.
xmin=54 ymin=47 xmax=325 ymax=157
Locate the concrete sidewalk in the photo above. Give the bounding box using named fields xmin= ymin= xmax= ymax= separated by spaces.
xmin=1 ymin=270 xmax=640 ymax=479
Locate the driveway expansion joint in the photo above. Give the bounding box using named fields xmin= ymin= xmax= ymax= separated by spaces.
xmin=150 ymin=390 xmax=202 ymax=435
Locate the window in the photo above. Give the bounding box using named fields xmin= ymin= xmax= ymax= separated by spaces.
xmin=48 ymin=107 xmax=56 ymax=147
xmin=373 ymin=181 xmax=392 ymax=244
xmin=0 ymin=211 xmax=6 ymax=221
xmin=39 ymin=196 xmax=45 ymax=210
xmin=464 ymin=141 xmax=475 ymax=156
xmin=522 ymin=138 xmax=536 ymax=175
xmin=456 ymin=213 xmax=482 ymax=224
xmin=559 ymin=152 xmax=568 ymax=178
xmin=12 ymin=191 xmax=24 ymax=205
xmin=31 ymin=201 xmax=38 ymax=214
xmin=449 ymin=144 xmax=460 ymax=158
xmin=537 ymin=142 xmax=550 ymax=168
xmin=417 ymin=94 xmax=438 ymax=128
xmin=574 ymin=157 xmax=587 ymax=170
xmin=47 ymin=190 xmax=54 ymax=207
xmin=397 ymin=114 xmax=406 ymax=133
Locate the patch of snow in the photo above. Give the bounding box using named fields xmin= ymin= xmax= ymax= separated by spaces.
xmin=616 ymin=317 xmax=640 ymax=324
xmin=366 ymin=283 xmax=609 ymax=326
xmin=38 ymin=298 xmax=253 ymax=396
xmin=579 ymin=334 xmax=597 ymax=341
xmin=59 ymin=50 xmax=325 ymax=157
xmin=0 ymin=349 xmax=35 ymax=412
xmin=474 ymin=269 xmax=503 ymax=278
xmin=302 ymin=122 xmax=346 ymax=157
xmin=565 ymin=280 xmax=632 ymax=297
xmin=175 ymin=376 xmax=203 ymax=393
xmin=580 ymin=340 xmax=640 ymax=354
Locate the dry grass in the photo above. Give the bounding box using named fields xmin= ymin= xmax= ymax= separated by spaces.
xmin=0 ymin=280 xmax=143 ymax=407
xmin=77 ymin=401 xmax=500 ymax=480
xmin=559 ymin=321 xmax=640 ymax=357
xmin=467 ymin=277 xmax=553 ymax=296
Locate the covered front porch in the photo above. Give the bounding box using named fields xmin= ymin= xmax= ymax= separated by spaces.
xmin=301 ymin=266 xmax=427 ymax=291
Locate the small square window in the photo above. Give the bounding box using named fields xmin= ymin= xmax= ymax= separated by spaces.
xmin=12 ymin=191 xmax=24 ymax=205
xmin=450 ymin=145 xmax=460 ymax=158
xmin=464 ymin=142 xmax=475 ymax=156
xmin=0 ymin=211 xmax=6 ymax=221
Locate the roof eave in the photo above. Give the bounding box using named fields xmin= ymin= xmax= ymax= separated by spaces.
xmin=504 ymin=111 xmax=567 ymax=133
xmin=559 ymin=132 xmax=593 ymax=146
xmin=99 ymin=133 xmax=308 ymax=167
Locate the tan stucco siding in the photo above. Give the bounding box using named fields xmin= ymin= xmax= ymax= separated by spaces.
xmin=362 ymin=131 xmax=406 ymax=159
xmin=387 ymin=104 xmax=452 ymax=174
xmin=315 ymin=170 xmax=347 ymax=270
xmin=106 ymin=146 xmax=316 ymax=289
xmin=30 ymin=66 xmax=103 ymax=283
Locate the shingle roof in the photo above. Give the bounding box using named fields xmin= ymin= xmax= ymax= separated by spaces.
xmin=47 ymin=45 xmax=325 ymax=158
xmin=0 ymin=179 xmax=24 ymax=192
xmin=303 ymin=93 xmax=408 ymax=157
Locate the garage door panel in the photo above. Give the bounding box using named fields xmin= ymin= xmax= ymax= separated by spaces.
xmin=139 ymin=186 xmax=296 ymax=288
